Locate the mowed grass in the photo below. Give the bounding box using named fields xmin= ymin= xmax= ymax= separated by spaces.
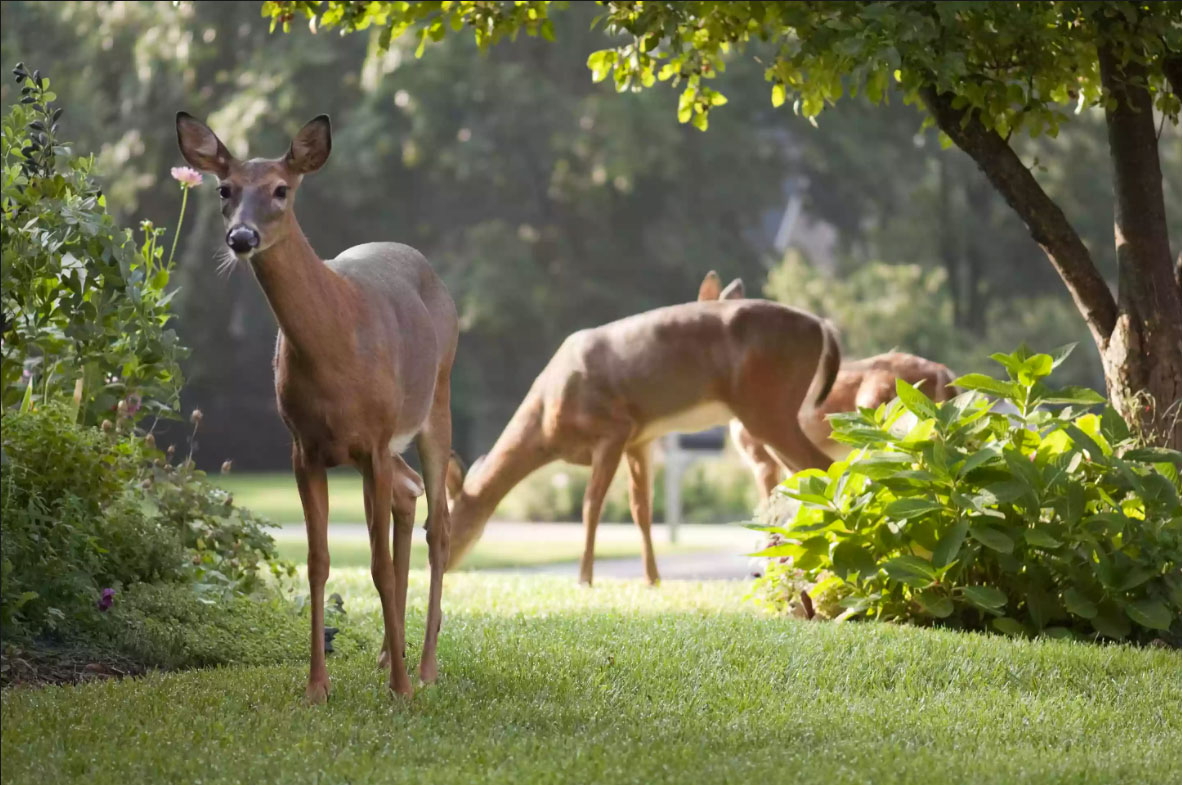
xmin=270 ymin=529 xmax=697 ymax=571
xmin=3 ymin=570 xmax=1181 ymax=784
xmin=217 ymin=470 xmax=384 ymax=525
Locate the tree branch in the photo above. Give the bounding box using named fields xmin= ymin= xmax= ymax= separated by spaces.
xmin=920 ymin=88 xmax=1118 ymax=342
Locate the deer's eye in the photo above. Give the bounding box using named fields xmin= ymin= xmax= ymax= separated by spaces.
xmin=217 ymin=184 xmax=232 ymax=199
xmin=273 ymin=185 xmax=288 ymax=199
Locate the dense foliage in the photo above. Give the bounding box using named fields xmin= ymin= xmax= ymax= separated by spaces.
xmin=1 ymin=64 xmax=185 ymax=427
xmin=1 ymin=69 xmax=290 ymax=666
xmin=750 ymin=346 xmax=1182 ymax=643
xmin=0 ymin=403 xmax=285 ymax=639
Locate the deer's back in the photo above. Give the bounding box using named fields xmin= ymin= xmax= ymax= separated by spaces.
xmin=533 ymin=299 xmax=825 ymax=442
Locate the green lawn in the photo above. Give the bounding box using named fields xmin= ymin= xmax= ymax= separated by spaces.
xmin=218 ymin=470 xmax=382 ymax=525
xmin=270 ymin=529 xmax=698 ymax=571
xmin=2 ymin=570 xmax=1180 ymax=784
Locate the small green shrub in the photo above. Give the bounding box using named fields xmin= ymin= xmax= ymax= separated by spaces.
xmin=1 ymin=63 xmax=185 ymax=425
xmin=0 ymin=404 xmax=287 ymax=639
xmin=89 ymin=583 xmax=368 ymax=670
xmin=749 ymin=345 xmax=1182 ymax=643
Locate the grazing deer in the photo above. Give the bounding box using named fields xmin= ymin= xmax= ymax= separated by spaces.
xmin=696 ymin=272 xmax=958 ymax=498
xmin=176 ymin=112 xmax=458 ymax=700
xmin=444 ymin=287 xmax=842 ymax=585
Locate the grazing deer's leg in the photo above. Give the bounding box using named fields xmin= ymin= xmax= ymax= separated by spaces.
xmin=416 ymin=378 xmax=453 ymax=684
xmin=364 ymin=452 xmax=412 ymax=697
xmin=625 ymin=442 xmax=659 ymax=585
xmin=294 ymin=449 xmax=330 ymax=704
xmin=579 ymin=433 xmax=628 ymax=586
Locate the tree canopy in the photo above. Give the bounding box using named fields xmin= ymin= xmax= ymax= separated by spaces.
xmin=265 ymin=0 xmax=1182 ymax=445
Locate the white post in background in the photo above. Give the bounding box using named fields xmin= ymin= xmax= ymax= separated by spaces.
xmin=663 ymin=433 xmax=683 ymax=544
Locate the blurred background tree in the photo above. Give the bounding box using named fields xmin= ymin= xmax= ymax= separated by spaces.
xmin=4 ymin=0 xmax=1158 ymax=470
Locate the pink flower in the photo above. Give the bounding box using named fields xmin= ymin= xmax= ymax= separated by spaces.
xmin=171 ymin=166 xmax=203 ymax=188
xmin=98 ymin=587 xmax=115 ymax=612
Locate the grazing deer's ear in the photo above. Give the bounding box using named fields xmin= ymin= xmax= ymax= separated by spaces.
xmin=720 ymin=278 xmax=745 ymax=300
xmin=698 ymin=271 xmax=722 ymax=301
xmin=176 ymin=112 xmax=233 ymax=178
xmin=286 ymin=114 xmax=331 ymax=174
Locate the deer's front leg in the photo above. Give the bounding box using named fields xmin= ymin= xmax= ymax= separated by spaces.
xmin=294 ymin=449 xmax=330 ymax=704
xmin=364 ymin=452 xmax=412 ymax=697
xmin=580 ymin=434 xmax=628 ymax=586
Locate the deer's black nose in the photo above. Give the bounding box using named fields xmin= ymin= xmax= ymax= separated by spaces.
xmin=226 ymin=225 xmax=259 ymax=253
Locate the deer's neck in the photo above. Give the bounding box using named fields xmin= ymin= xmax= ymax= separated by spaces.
xmin=250 ymin=220 xmax=347 ymax=359
xmin=449 ymin=397 xmax=553 ymax=557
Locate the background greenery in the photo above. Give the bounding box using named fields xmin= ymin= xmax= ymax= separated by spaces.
xmin=3 ymin=0 xmax=1165 ymax=474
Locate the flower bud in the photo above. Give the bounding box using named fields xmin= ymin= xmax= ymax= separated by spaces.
xmin=190 ymin=408 xmax=203 ymax=426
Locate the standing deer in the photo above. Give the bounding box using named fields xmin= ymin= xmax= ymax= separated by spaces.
xmin=696 ymin=272 xmax=958 ymax=498
xmin=444 ymin=291 xmax=842 ymax=585
xmin=176 ymin=112 xmax=458 ymax=700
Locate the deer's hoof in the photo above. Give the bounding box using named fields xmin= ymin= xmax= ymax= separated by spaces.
xmin=389 ymin=676 xmax=414 ymax=699
xmin=305 ymin=679 xmax=330 ymax=705
xmin=419 ymin=659 xmax=439 ymax=685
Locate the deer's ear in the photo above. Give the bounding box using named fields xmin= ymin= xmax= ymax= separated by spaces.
xmin=286 ymin=114 xmax=331 ymax=174
xmin=175 ymin=112 xmax=233 ymax=178
xmin=698 ymin=271 xmax=722 ymax=301
xmin=720 ymin=278 xmax=745 ymax=300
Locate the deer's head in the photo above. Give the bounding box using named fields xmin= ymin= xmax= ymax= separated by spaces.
xmin=175 ymin=112 xmax=331 ymax=259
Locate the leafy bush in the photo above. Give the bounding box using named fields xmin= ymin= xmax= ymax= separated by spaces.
xmin=1 ymin=404 xmax=287 ymax=639
xmin=1 ymin=63 xmax=185 ymax=426
xmin=749 ymin=346 xmax=1182 ymax=643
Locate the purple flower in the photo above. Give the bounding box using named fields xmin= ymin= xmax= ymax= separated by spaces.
xmin=98 ymin=587 xmax=115 ymax=612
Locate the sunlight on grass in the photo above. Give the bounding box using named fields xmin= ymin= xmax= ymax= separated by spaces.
xmin=3 ymin=570 xmax=1180 ymax=784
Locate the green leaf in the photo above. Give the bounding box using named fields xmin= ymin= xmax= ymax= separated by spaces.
xmin=1092 ymin=603 xmax=1131 ymax=640
xmin=884 ymin=498 xmax=943 ymax=520
xmin=832 ymin=541 xmax=877 ymax=578
xmin=1123 ymin=447 xmax=1182 ymax=466
xmin=1024 ymin=527 xmax=1061 ymax=548
xmin=771 ymin=83 xmax=787 ymax=108
xmin=962 ymin=585 xmax=1007 ymax=611
xmin=1063 ymin=588 xmax=1096 ymax=619
xmin=1125 ymin=599 xmax=1173 ymax=632
xmin=932 ymin=519 xmax=969 ymax=568
xmin=992 ymin=617 xmax=1028 ymax=637
xmin=1040 ymin=386 xmax=1106 ymax=406
xmin=896 ymin=378 xmax=937 ymax=420
xmin=953 ymin=373 xmax=1015 ymax=400
xmin=968 ymin=523 xmax=1014 ymax=553
xmin=747 ymin=543 xmax=803 ymax=559
xmin=883 ymin=555 xmax=937 ymax=586
xmin=959 ymin=446 xmax=1001 ymax=477
xmin=1049 ymin=343 xmax=1077 ymax=370
xmin=916 ymin=588 xmax=954 ymax=618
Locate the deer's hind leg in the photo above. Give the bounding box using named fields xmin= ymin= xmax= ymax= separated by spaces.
xmin=377 ymin=456 xmax=422 ymax=672
xmin=363 ymin=450 xmax=413 ymax=697
xmin=625 ymin=442 xmax=660 ymax=585
xmin=729 ymin=363 xmax=834 ymax=475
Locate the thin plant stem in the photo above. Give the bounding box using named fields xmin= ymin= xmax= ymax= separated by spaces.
xmin=167 ymin=186 xmax=189 ymax=268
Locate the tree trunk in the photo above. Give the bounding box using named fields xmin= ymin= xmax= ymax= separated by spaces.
xmin=1098 ymin=40 xmax=1182 ymax=447
xmin=922 ymin=72 xmax=1181 ymax=447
